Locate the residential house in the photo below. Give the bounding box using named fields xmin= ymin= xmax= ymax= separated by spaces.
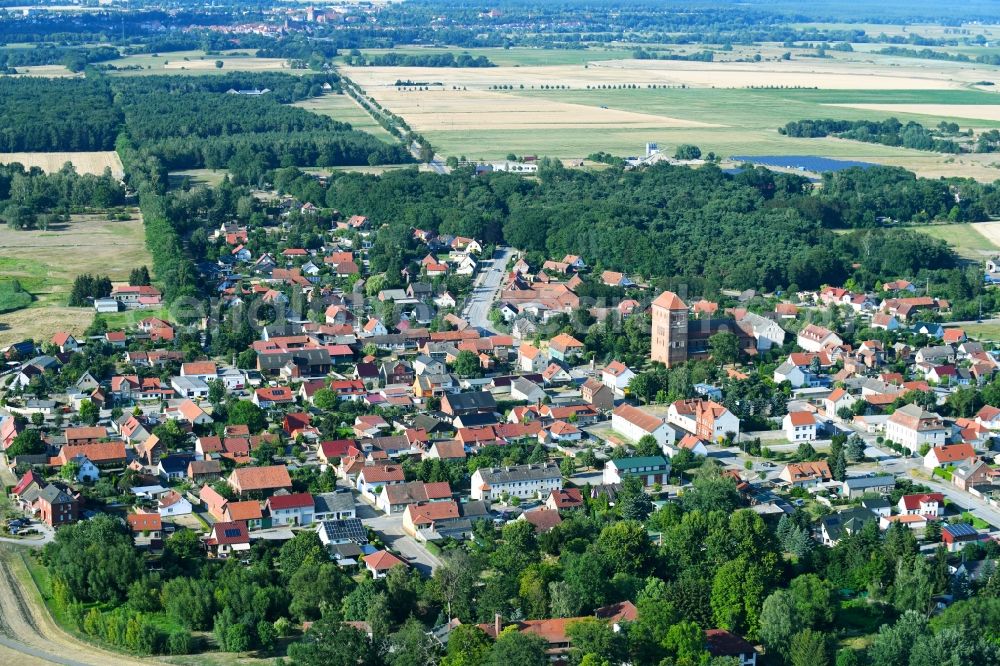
xmin=923 ymin=443 xmax=977 ymax=470
xmin=356 ymin=464 xmax=405 ymax=499
xmin=942 ymin=523 xmax=980 ymax=552
xmin=127 ymin=511 xmax=162 ymax=540
xmin=205 ymin=521 xmax=250 ymax=558
xmin=227 ymin=465 xmax=293 ymax=496
xmin=548 ymin=333 xmax=584 ymax=362
xmin=603 ymin=456 xmax=671 ymax=487
xmin=265 ymin=492 xmax=315 ymax=526
xmin=158 ymin=490 xmax=193 ymax=517
xmin=842 ymin=475 xmax=895 ymax=499
xmin=581 ymin=377 xmax=614 ymax=411
xmin=886 ymin=404 xmax=948 ymax=453
xmin=36 ymin=484 xmax=78 ymax=527
xmin=898 ymin=493 xmax=944 ymax=518
xmin=783 ymin=411 xmax=817 ymax=442
xmin=518 ymin=344 xmax=545 ymax=373
xmin=364 ymin=550 xmax=407 ymax=579
xmin=602 ymin=361 xmax=635 ymax=395
xmin=612 ymin=403 xmax=677 ymax=448
xmin=667 ymin=398 xmax=740 ymax=442
xmin=705 ymin=629 xmax=758 ymax=666
xmin=797 ymin=324 xmax=842 ymax=352
xmin=376 ymin=481 xmax=451 ymax=514
xmin=779 ymin=461 xmax=832 ymax=488
xmin=313 ymin=492 xmax=356 ymax=522
xmin=820 ymin=507 xmax=877 ymax=546
xmin=470 ymin=463 xmax=562 ymax=502
xmin=545 ymin=488 xmax=585 ymax=512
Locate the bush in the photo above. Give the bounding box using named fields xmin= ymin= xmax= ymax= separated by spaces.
xmin=167 ymin=629 xmax=194 ymax=655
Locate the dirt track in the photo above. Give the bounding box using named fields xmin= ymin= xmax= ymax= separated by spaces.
xmin=0 ymin=548 xmax=153 ymax=666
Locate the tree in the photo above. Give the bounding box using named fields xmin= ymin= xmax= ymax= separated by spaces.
xmin=7 ymin=428 xmax=45 ymax=458
xmin=560 ymin=456 xmax=576 ymax=478
xmin=634 ymin=434 xmax=661 ymax=457
xmin=866 ymin=611 xmax=927 ymax=666
xmin=789 ymin=574 xmax=834 ymax=627
xmin=830 ymin=449 xmax=847 ymax=481
xmin=79 ymin=399 xmax=99 ymax=426
xmin=664 ymin=620 xmax=709 ymax=663
xmin=289 ymin=560 xmax=350 ymax=622
xmin=566 ymin=617 xmax=626 ymax=665
xmin=597 ymin=521 xmax=654 ymax=575
xmin=312 ymin=387 xmax=339 ymax=411
xmin=389 ymin=617 xmax=440 ymax=666
xmin=226 ymin=400 xmax=267 ymax=433
xmin=789 ymin=629 xmax=828 ymax=666
xmin=759 ymin=589 xmax=798 ymax=658
xmin=435 ymin=550 xmax=477 ymax=622
xmin=709 ymin=331 xmax=740 ymax=365
xmin=674 ymin=144 xmax=702 ymax=160
xmin=443 ymin=624 xmax=492 ymax=666
xmin=485 ymin=627 xmax=548 ymax=666
xmin=617 ymin=476 xmax=653 ymax=521
xmin=287 ymin=617 xmax=379 ymax=666
xmin=44 ymin=514 xmax=144 ymax=604
xmin=846 ymin=435 xmax=866 ymax=461
xmin=453 ymin=350 xmax=481 ymax=378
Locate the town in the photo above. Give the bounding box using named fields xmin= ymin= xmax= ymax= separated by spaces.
xmin=3 ymin=187 xmax=1000 ymax=664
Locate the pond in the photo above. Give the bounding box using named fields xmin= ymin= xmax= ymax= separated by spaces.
xmin=729 ymin=155 xmax=877 ymax=172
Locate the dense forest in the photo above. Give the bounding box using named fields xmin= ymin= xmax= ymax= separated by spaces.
xmin=0 ymin=44 xmax=118 ymax=72
xmin=274 ymin=161 xmax=993 ymax=294
xmin=0 ymin=78 xmax=123 ymax=151
xmin=0 ymin=163 xmax=126 ymax=230
xmin=780 ymin=118 xmax=968 ymax=153
xmin=111 ymin=75 xmax=412 ymax=176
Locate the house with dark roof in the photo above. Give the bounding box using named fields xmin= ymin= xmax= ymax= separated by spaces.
xmin=820 ymin=507 xmax=877 ymax=545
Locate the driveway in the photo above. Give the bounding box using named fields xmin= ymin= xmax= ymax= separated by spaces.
xmin=361 ymin=509 xmax=442 ymax=575
xmin=463 ymin=246 xmax=515 ymax=333
xmin=0 ymin=522 xmax=54 ymax=548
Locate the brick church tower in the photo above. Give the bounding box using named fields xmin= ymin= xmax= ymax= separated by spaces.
xmin=651 ymin=290 xmax=688 ymax=367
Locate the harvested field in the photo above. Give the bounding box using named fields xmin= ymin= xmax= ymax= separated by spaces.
xmin=0 ymin=151 xmax=124 ymax=178
xmin=0 ymin=307 xmax=93 ymax=349
xmin=827 ymin=103 xmax=1000 ymax=123
xmin=970 ymin=221 xmax=1000 ymax=248
xmin=366 ymin=89 xmax=718 ymax=132
xmin=163 ymin=57 xmax=290 ymax=72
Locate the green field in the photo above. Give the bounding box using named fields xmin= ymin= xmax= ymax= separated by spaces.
xmin=291 ymin=92 xmax=395 ymax=141
xmin=422 ymin=86 xmax=1000 ymax=171
xmin=338 ymin=46 xmax=636 ymax=67
xmin=104 ymin=49 xmax=302 ymax=77
xmin=961 ymin=322 xmax=1000 ymax=340
xmin=909 ymin=223 xmax=999 ymax=260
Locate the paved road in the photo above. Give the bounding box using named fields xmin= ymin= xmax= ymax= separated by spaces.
xmin=409 ymin=141 xmax=449 ymax=175
xmin=463 ymin=246 xmax=515 ymax=334
xmin=358 ymin=504 xmax=443 ymax=575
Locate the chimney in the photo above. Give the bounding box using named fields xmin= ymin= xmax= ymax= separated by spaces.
xmin=494 ymin=613 xmax=502 ymax=637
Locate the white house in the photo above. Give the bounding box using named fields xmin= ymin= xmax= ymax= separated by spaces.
xmin=518 ymin=344 xmax=545 ymax=373
xmin=823 ymin=388 xmax=856 ymax=419
xmin=612 ymin=404 xmax=677 ymax=448
xmin=897 ymin=493 xmax=943 ymax=519
xmin=470 ymin=463 xmax=562 ymax=502
xmin=885 ymin=404 xmax=948 ymax=453
xmin=70 ymin=454 xmax=99 ymax=483
xmin=602 ymin=361 xmax=635 ymax=395
xmin=666 ymin=399 xmax=740 ymax=442
xmin=171 ymin=376 xmax=210 ymax=399
xmin=266 ymin=493 xmax=315 ymax=526
xmin=158 ymin=490 xmax=193 ymax=517
xmin=783 ymin=411 xmax=817 ymax=442
xmin=603 ymin=456 xmax=671 ymax=487
xmin=739 ymin=312 xmax=786 ymax=351
xmin=922 ymin=443 xmax=977 ymax=470
xmin=797 ymin=324 xmax=842 ymax=352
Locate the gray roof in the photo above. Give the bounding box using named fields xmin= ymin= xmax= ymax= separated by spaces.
xmin=314 ymin=492 xmax=355 ymax=515
xmin=821 ymin=507 xmax=876 ymax=541
xmin=843 ymin=475 xmax=895 ymax=490
xmin=38 ymin=484 xmax=74 ymax=505
xmin=445 ymin=391 xmax=497 ymax=412
xmin=477 ymin=463 xmax=561 ymax=485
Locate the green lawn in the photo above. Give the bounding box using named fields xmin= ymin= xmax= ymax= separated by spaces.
xmin=909 ymin=223 xmax=999 ymax=260
xmin=959 ymin=322 xmax=1000 ymax=340
xmin=291 ymin=92 xmax=395 ymax=141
